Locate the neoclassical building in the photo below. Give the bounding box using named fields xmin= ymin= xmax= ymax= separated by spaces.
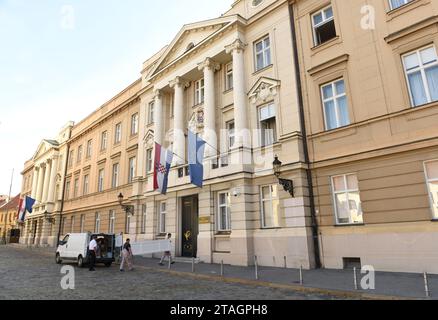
xmin=20 ymin=122 xmax=73 ymax=246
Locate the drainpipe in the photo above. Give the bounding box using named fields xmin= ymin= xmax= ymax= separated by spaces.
xmin=288 ymin=1 xmax=321 ymax=268
xmin=55 ymin=143 xmax=70 ymax=251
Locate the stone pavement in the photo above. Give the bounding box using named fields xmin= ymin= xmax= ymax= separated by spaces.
xmin=131 ymin=255 xmax=438 ymax=300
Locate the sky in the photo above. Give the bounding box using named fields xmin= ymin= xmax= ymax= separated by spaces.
xmin=0 ymin=0 xmax=233 ymax=197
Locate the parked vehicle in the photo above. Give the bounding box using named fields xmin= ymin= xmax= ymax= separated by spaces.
xmin=55 ymin=233 xmax=122 ymax=268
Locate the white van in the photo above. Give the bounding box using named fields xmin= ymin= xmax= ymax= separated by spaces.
xmin=55 ymin=233 xmax=122 ymax=268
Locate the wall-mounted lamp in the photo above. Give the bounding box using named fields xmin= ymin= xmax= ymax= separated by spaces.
xmin=43 ymin=211 xmax=55 ymax=224
xmin=118 ymin=193 xmax=135 ymax=216
xmin=273 ymin=156 xmax=295 ymax=197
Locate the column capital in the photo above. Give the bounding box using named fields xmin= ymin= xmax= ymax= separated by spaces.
xmin=197 ymin=58 xmax=221 ymax=72
xmin=225 ymin=39 xmax=247 ymax=54
xmin=169 ymin=76 xmax=190 ymax=89
xmin=154 ymin=89 xmax=163 ymax=99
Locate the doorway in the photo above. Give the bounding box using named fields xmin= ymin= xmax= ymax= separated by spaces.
xmin=181 ymin=195 xmax=199 ymax=258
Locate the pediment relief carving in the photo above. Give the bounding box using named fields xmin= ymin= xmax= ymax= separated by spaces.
xmin=248 ymin=77 xmax=281 ymax=105
xmin=188 ymin=107 xmax=205 ymax=134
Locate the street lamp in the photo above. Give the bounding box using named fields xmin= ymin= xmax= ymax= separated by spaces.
xmin=272 ymin=155 xmax=295 ymax=197
xmin=43 ymin=211 xmax=55 ymax=224
xmin=117 ymin=193 xmax=135 ymax=216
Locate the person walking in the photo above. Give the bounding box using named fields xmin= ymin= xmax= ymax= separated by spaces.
xmin=88 ymin=235 xmax=98 ymax=272
xmin=159 ymin=233 xmax=175 ymax=266
xmin=120 ymin=238 xmax=134 ymax=272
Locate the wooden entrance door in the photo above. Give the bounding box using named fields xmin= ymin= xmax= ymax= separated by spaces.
xmin=181 ymin=195 xmax=199 ymax=258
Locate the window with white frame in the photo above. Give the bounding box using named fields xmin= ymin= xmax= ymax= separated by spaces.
xmin=73 ymin=178 xmax=79 ymax=198
xmin=389 ymin=0 xmax=413 ymax=10
xmin=70 ymin=216 xmax=75 ymax=233
xmin=86 ymin=140 xmax=92 ymax=158
xmin=226 ymin=121 xmax=235 ymax=151
xmin=158 ymin=201 xmax=166 ymax=234
xmin=114 ymin=123 xmax=122 ymax=144
xmin=68 ymin=150 xmax=74 ymax=168
xmin=331 ymin=174 xmax=363 ymax=225
xmin=98 ymin=169 xmax=104 ymax=192
xmin=95 ymin=212 xmax=101 ymax=233
xmin=77 ymin=145 xmax=83 ymax=163
xmin=402 ymin=46 xmax=438 ymax=107
xmin=131 ymin=113 xmax=139 ymax=136
xmin=109 ymin=210 xmax=115 ymax=234
xmin=112 ymin=163 xmax=120 ymax=188
xmin=65 ymin=180 xmax=71 ymax=200
xmin=146 ymin=148 xmax=153 ymax=173
xmin=101 ymin=131 xmax=108 ymax=151
xmin=225 ymin=63 xmax=233 ymax=90
xmin=195 ymin=79 xmax=205 ymax=105
xmin=312 ymin=5 xmax=336 ymax=46
xmin=217 ymin=192 xmax=231 ymax=231
xmin=128 ymin=157 xmax=136 ymax=183
xmin=321 ymin=79 xmax=350 ymax=130
xmin=424 ymin=160 xmax=438 ymax=219
xmin=125 ymin=213 xmax=131 ymax=234
xmin=254 ymin=36 xmax=271 ymax=71
xmin=261 ymin=185 xmax=280 ymax=228
xmin=259 ymin=103 xmax=277 ymax=146
xmin=141 ymin=204 xmax=147 ymax=234
xmin=80 ymin=214 xmax=85 ymax=233
xmin=83 ymin=174 xmax=89 ymax=195
xmin=148 ymin=102 xmax=155 ymax=125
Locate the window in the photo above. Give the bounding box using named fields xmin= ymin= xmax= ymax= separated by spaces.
xmin=158 ymin=202 xmax=166 ymax=234
xmin=424 ymin=160 xmax=438 ymax=219
xmin=252 ymin=0 xmax=263 ymax=6
xmin=141 ymin=204 xmax=147 ymax=234
xmin=112 ymin=163 xmax=120 ymax=188
xmin=109 ymin=210 xmax=115 ymax=234
xmin=225 ymin=63 xmax=233 ymax=90
xmin=403 ymin=46 xmax=438 ymax=107
xmin=146 ymin=148 xmax=153 ymax=173
xmin=389 ymin=0 xmax=413 ymax=10
xmin=254 ymin=36 xmax=271 ymax=71
xmin=148 ymin=102 xmax=155 ymax=125
xmin=217 ymin=192 xmax=231 ymax=231
xmin=195 ymin=79 xmax=205 ymax=105
xmin=321 ymin=79 xmax=350 ymax=130
xmin=68 ymin=150 xmax=74 ymax=168
xmin=101 ymin=131 xmax=108 ymax=151
xmin=61 ymin=218 xmax=67 ymax=235
xmin=114 ymin=123 xmax=122 ymax=144
xmin=73 ymin=178 xmax=79 ymax=198
xmin=261 ymin=185 xmax=280 ymax=228
xmin=259 ymin=103 xmax=277 ymax=146
xmin=86 ymin=140 xmax=92 ymax=158
xmin=226 ymin=121 xmax=235 ymax=151
xmin=312 ymin=5 xmax=336 ymax=46
xmin=331 ymin=174 xmax=363 ymax=225
xmin=128 ymin=157 xmax=136 ymax=183
xmin=77 ymin=145 xmax=83 ymax=163
xmin=70 ymin=216 xmax=75 ymax=233
xmin=131 ymin=113 xmax=139 ymax=136
xmin=80 ymin=214 xmax=85 ymax=233
xmin=65 ymin=181 xmax=71 ymax=200
xmin=98 ymin=169 xmax=104 ymax=192
xmin=95 ymin=212 xmax=101 ymax=233
xmin=83 ymin=174 xmax=89 ymax=195
xmin=125 ymin=213 xmax=131 ymax=234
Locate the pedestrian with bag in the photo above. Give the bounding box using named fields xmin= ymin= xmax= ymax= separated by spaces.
xmin=120 ymin=238 xmax=134 ymax=272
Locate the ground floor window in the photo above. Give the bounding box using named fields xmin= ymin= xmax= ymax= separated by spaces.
xmin=217 ymin=192 xmax=231 ymax=232
xmin=158 ymin=202 xmax=166 ymax=234
xmin=95 ymin=213 xmax=101 ymax=233
xmin=80 ymin=215 xmax=85 ymax=233
xmin=141 ymin=204 xmax=147 ymax=234
xmin=260 ymin=185 xmax=280 ymax=228
xmin=331 ymin=174 xmax=363 ymax=225
xmin=425 ymin=160 xmax=438 ymax=219
xmin=109 ymin=210 xmax=115 ymax=234
xmin=125 ymin=213 xmax=131 ymax=234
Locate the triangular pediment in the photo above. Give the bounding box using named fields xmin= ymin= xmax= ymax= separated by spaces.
xmin=32 ymin=140 xmax=58 ymax=161
xmin=144 ymin=129 xmax=155 ymax=149
xmin=248 ymin=77 xmax=281 ymax=104
xmin=150 ymin=15 xmax=243 ymax=78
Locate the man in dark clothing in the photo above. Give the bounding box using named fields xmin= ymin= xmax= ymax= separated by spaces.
xmin=88 ymin=235 xmax=98 ymax=271
xmin=120 ymin=238 xmax=133 ymax=272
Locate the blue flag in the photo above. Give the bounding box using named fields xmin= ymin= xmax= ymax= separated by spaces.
xmin=188 ymin=130 xmax=206 ymax=188
xmin=25 ymin=196 xmax=36 ymax=213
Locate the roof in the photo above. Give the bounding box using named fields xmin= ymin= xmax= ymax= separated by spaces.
xmin=0 ymin=195 xmax=20 ymax=212
xmin=44 ymin=139 xmax=60 ymax=146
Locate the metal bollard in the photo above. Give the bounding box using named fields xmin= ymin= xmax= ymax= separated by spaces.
xmin=353 ymin=267 xmax=358 ymax=290
xmin=299 ymin=266 xmax=303 ymax=285
xmin=192 ymin=257 xmax=195 ymax=273
xmin=424 ymin=272 xmax=431 ymax=298
xmin=284 ymin=256 xmax=287 ymax=269
xmin=255 ymin=256 xmax=259 ymax=280
xmin=168 ymin=257 xmax=171 ymax=270
xmin=221 ymin=260 xmax=224 ymax=277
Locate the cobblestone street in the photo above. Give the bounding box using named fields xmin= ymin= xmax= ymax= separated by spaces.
xmin=0 ymin=246 xmax=341 ymax=300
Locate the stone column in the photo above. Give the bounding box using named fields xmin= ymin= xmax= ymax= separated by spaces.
xmin=41 ymin=160 xmax=52 ymax=204
xmin=170 ymin=76 xmax=189 ymax=164
xmin=226 ymin=39 xmax=250 ymax=149
xmin=31 ymin=167 xmax=39 ymax=199
xmin=47 ymin=156 xmax=59 ymax=204
xmin=198 ymin=58 xmax=220 ymax=159
xmin=36 ymin=165 xmax=45 ymax=203
xmin=154 ymin=89 xmax=164 ymax=145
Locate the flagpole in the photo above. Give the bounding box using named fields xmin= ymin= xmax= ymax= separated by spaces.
xmin=8 ymin=168 xmax=14 ymax=201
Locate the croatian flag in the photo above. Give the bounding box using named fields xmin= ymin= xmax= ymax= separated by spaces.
xmin=17 ymin=196 xmax=36 ymax=222
xmin=153 ymin=143 xmax=173 ymax=195
xmin=188 ymin=130 xmax=206 ymax=188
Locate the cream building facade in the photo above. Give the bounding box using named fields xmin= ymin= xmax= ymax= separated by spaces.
xmin=293 ymin=0 xmax=438 ymax=273
xmin=20 ymin=122 xmax=73 ymax=247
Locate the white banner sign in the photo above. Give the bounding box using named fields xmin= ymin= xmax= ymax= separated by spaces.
xmin=130 ymin=239 xmax=171 ymax=255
